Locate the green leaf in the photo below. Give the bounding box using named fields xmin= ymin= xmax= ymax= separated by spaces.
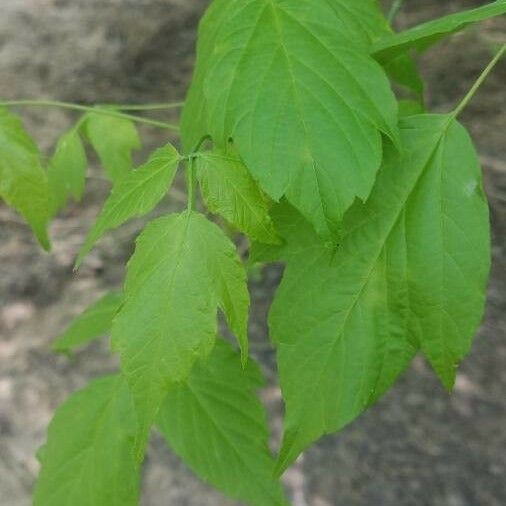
xmin=52 ymin=291 xmax=123 ymax=353
xmin=196 ymin=148 xmax=278 ymax=244
xmin=372 ymin=1 xmax=506 ymax=64
xmin=0 ymin=108 xmax=50 ymax=250
xmin=47 ymin=128 xmax=87 ymax=217
xmin=85 ymin=112 xmax=141 ymax=182
xmin=112 ymin=212 xmax=249 ymax=453
xmin=76 ymin=143 xmax=180 ymax=267
xmin=157 ymin=339 xmax=287 ymax=506
xmin=34 ymin=375 xmax=140 ymax=506
xmin=184 ymin=0 xmax=399 ymax=235
xmin=383 ymin=53 xmax=425 ymax=99
xmin=271 ymin=114 xmax=490 ymax=473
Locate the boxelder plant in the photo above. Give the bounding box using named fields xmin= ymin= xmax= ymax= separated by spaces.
xmin=0 ymin=1 xmax=505 ymax=505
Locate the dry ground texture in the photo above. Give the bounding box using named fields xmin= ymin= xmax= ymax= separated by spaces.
xmin=0 ymin=1 xmax=505 ymax=505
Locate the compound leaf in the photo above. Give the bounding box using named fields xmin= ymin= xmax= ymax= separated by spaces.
xmin=373 ymin=1 xmax=506 ymax=64
xmin=0 ymin=108 xmax=50 ymax=250
xmin=271 ymin=114 xmax=490 ymax=473
xmin=112 ymin=212 xmax=249 ymax=453
xmin=158 ymin=339 xmax=287 ymax=506
xmin=185 ymin=0 xmax=399 ymax=235
xmin=76 ymin=143 xmax=180 ymax=267
xmin=85 ymin=112 xmax=141 ymax=182
xmin=52 ymin=291 xmax=123 ymax=353
xmin=196 ymin=148 xmax=278 ymax=244
xmin=34 ymin=375 xmax=140 ymax=506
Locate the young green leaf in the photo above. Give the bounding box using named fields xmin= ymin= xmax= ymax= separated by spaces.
xmin=47 ymin=127 xmax=87 ymax=217
xmin=270 ymin=114 xmax=490 ymax=474
xmin=0 ymin=108 xmax=50 ymax=250
xmin=34 ymin=375 xmax=140 ymax=506
xmin=373 ymin=1 xmax=506 ymax=64
xmin=157 ymin=339 xmax=287 ymax=506
xmin=76 ymin=143 xmax=180 ymax=267
xmin=196 ymin=148 xmax=278 ymax=244
xmin=85 ymin=112 xmax=141 ymax=182
xmin=185 ymin=0 xmax=399 ymax=235
xmin=52 ymin=291 xmax=123 ymax=353
xmin=112 ymin=211 xmax=249 ymax=454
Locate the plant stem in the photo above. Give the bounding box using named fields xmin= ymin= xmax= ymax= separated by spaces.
xmin=102 ymin=102 xmax=185 ymax=111
xmin=452 ymin=43 xmax=506 ymax=119
xmin=186 ymin=157 xmax=197 ymax=212
xmin=0 ymin=100 xmax=180 ymax=131
xmin=387 ymin=0 xmax=405 ymax=24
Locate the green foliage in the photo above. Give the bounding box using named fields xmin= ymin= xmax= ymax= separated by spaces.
xmin=34 ymin=375 xmax=140 ymax=506
xmin=158 ymin=339 xmax=288 ymax=506
xmin=52 ymin=291 xmax=123 ymax=353
xmin=270 ymin=114 xmax=490 ymax=473
xmin=111 ymin=211 xmax=249 ymax=455
xmin=0 ymin=108 xmax=50 ymax=249
xmin=1 ymin=1 xmax=504 ymax=505
xmin=183 ymin=0 xmax=400 ymax=236
xmin=76 ymin=143 xmax=180 ymax=266
xmin=196 ymin=147 xmax=278 ymax=244
xmin=47 ymin=127 xmax=87 ymax=217
xmin=373 ymin=1 xmax=506 ymax=63
xmin=84 ymin=112 xmax=141 ymax=182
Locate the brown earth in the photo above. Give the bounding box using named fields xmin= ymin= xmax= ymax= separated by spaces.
xmin=0 ymin=1 xmax=505 ymax=505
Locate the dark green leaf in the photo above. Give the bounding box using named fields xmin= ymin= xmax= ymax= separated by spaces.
xmin=158 ymin=340 xmax=287 ymax=506
xmin=183 ymin=0 xmax=399 ymax=235
xmin=271 ymin=115 xmax=490 ymax=473
xmin=0 ymin=108 xmax=50 ymax=250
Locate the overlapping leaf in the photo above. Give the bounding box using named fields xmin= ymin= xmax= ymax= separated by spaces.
xmin=47 ymin=128 xmax=87 ymax=217
xmin=183 ymin=0 xmax=399 ymax=235
xmin=85 ymin=112 xmax=141 ymax=182
xmin=158 ymin=340 xmax=287 ymax=506
xmin=0 ymin=108 xmax=50 ymax=250
xmin=76 ymin=143 xmax=180 ymax=266
xmin=373 ymin=1 xmax=506 ymax=64
xmin=53 ymin=291 xmax=123 ymax=353
xmin=270 ymin=114 xmax=490 ymax=473
xmin=34 ymin=375 xmax=140 ymax=506
xmin=112 ymin=211 xmax=249 ymax=452
xmin=196 ymin=148 xmax=278 ymax=243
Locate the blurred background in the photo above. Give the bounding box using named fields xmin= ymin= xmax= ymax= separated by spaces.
xmin=0 ymin=1 xmax=505 ymax=505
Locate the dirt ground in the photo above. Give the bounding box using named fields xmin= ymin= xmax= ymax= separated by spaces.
xmin=0 ymin=1 xmax=505 ymax=505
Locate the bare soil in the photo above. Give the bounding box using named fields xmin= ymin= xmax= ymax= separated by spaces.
xmin=0 ymin=1 xmax=505 ymax=505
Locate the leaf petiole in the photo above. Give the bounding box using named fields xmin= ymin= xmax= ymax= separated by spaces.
xmin=0 ymin=100 xmax=180 ymax=131
xmin=452 ymin=43 xmax=506 ymax=119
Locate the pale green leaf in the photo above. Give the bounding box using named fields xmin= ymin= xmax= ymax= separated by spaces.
xmin=183 ymin=0 xmax=399 ymax=235
xmin=0 ymin=108 xmax=50 ymax=250
xmin=112 ymin=212 xmax=249 ymax=453
xmin=76 ymin=143 xmax=180 ymax=267
xmin=52 ymin=291 xmax=123 ymax=353
xmin=34 ymin=375 xmax=140 ymax=506
xmin=157 ymin=340 xmax=287 ymax=506
xmin=197 ymin=148 xmax=278 ymax=244
xmin=271 ymin=114 xmax=490 ymax=473
xmin=47 ymin=128 xmax=87 ymax=217
xmin=373 ymin=1 xmax=506 ymax=63
xmin=85 ymin=112 xmax=141 ymax=182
